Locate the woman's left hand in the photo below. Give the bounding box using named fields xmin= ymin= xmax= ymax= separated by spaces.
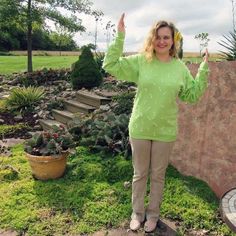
xmin=203 ymin=48 xmax=209 ymax=63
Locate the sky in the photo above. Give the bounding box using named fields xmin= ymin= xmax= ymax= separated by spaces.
xmin=73 ymin=0 xmax=234 ymax=53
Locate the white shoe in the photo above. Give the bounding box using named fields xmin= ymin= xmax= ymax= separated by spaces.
xmin=144 ymin=218 xmax=157 ymax=233
xmin=129 ymin=219 xmax=141 ymax=231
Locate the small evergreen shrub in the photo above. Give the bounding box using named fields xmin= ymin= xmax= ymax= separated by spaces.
xmin=95 ymin=52 xmax=108 ymax=77
xmin=71 ymin=46 xmax=102 ymax=90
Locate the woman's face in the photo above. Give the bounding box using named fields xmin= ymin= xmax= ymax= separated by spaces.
xmin=153 ymin=26 xmax=173 ymax=56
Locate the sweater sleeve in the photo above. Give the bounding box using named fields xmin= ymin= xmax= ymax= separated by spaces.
xmin=102 ymin=32 xmax=139 ymax=83
xmin=178 ymin=62 xmax=210 ymax=104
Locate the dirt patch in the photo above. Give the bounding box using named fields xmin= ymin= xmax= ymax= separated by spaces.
xmin=0 ymin=111 xmax=38 ymax=140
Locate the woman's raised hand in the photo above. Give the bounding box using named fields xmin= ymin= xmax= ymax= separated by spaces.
xmin=203 ymin=48 xmax=209 ymax=63
xmin=117 ymin=13 xmax=125 ymax=34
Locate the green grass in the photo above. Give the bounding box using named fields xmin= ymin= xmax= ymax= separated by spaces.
xmin=0 ymin=55 xmax=223 ymax=75
xmin=0 ymin=124 xmax=27 ymax=137
xmin=0 ymin=56 xmax=78 ymax=74
xmin=0 ymin=144 xmax=234 ymax=235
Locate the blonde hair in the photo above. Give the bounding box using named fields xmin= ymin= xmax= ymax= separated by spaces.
xmin=141 ymin=20 xmax=180 ymax=62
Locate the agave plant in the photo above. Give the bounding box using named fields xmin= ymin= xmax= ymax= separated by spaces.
xmin=218 ymin=30 xmax=236 ymax=61
xmin=5 ymin=86 xmax=44 ymax=112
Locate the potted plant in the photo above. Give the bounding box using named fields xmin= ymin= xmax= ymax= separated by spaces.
xmin=24 ymin=125 xmax=75 ymax=180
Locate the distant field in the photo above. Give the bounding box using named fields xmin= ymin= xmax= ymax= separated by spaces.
xmin=0 ymin=51 xmax=223 ymax=75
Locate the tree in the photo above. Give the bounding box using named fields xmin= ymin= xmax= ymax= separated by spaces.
xmin=194 ymin=33 xmax=210 ymax=56
xmin=105 ymin=21 xmax=116 ymax=49
xmin=0 ymin=0 xmax=98 ymax=72
xmin=93 ymin=11 xmax=103 ymax=53
xmin=50 ymin=25 xmax=77 ymax=55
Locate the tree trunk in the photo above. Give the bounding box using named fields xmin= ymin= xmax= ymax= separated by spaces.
xmin=27 ymin=0 xmax=33 ymax=72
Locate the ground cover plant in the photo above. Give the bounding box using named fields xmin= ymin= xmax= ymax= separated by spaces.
xmin=0 ymin=144 xmax=234 ymax=235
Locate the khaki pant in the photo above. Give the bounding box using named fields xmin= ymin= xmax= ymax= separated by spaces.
xmin=130 ymin=138 xmax=175 ymax=222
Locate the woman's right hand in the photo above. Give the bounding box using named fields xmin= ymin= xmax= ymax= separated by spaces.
xmin=117 ymin=13 xmax=125 ymax=34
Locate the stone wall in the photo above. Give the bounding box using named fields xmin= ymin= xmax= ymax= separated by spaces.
xmin=171 ymin=61 xmax=236 ymax=198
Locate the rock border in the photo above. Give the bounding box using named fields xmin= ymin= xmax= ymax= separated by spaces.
xmin=220 ymin=188 xmax=236 ymax=232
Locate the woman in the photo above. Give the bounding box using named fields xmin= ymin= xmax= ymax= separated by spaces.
xmin=103 ymin=13 xmax=209 ymax=233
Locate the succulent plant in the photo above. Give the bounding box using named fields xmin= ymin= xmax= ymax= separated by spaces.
xmin=24 ymin=125 xmax=75 ymax=156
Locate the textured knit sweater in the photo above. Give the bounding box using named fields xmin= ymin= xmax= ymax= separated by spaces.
xmin=103 ymin=32 xmax=210 ymax=142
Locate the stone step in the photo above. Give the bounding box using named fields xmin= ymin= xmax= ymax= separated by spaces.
xmin=64 ymin=100 xmax=95 ymax=114
xmin=39 ymin=119 xmax=65 ymax=131
xmin=76 ymin=90 xmax=111 ymax=108
xmin=52 ymin=109 xmax=75 ymax=125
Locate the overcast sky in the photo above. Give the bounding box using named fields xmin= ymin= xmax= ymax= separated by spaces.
xmin=74 ymin=0 xmax=234 ymax=53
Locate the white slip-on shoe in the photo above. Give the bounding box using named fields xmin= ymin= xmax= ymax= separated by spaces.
xmin=129 ymin=219 xmax=141 ymax=231
xmin=144 ymin=218 xmax=157 ymax=233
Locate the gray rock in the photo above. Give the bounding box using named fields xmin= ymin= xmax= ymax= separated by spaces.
xmin=14 ymin=114 xmax=23 ymax=122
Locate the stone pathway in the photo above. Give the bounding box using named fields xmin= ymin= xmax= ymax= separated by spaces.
xmin=0 ymin=219 xmax=177 ymax=236
xmin=91 ymin=219 xmax=177 ymax=236
xmin=221 ymin=188 xmax=236 ymax=232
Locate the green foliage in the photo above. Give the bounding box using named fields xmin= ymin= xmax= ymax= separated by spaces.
xmin=218 ymin=30 xmax=236 ymax=61
xmin=95 ymin=52 xmax=107 ymax=77
xmin=0 ymin=124 xmax=27 ymax=138
xmin=0 ymin=99 xmax=7 ymax=112
xmin=49 ymin=25 xmax=77 ymax=53
xmin=178 ymin=37 xmax=183 ymax=59
xmin=69 ymin=112 xmax=131 ymax=158
xmin=47 ymin=99 xmax=65 ymax=113
xmin=0 ymin=145 xmax=234 ymax=235
xmin=112 ymin=91 xmax=135 ymax=115
xmin=5 ymin=86 xmax=44 ymax=112
xmin=71 ymin=46 xmax=103 ymax=90
xmin=24 ymin=125 xmax=75 ymax=156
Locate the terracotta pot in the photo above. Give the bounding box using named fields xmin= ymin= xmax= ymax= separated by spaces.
xmin=26 ymin=152 xmax=68 ymax=180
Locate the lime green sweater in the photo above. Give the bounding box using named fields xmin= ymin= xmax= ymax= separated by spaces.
xmin=103 ymin=32 xmax=210 ymax=142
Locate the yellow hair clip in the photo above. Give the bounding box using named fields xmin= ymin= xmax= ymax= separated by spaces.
xmin=174 ymin=31 xmax=182 ymax=43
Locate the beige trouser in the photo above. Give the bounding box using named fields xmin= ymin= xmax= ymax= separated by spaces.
xmin=130 ymin=138 xmax=175 ymax=222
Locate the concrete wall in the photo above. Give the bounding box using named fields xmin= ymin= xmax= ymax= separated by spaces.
xmin=170 ymin=61 xmax=236 ymax=198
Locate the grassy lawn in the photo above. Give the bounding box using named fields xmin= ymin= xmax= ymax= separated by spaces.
xmin=0 ymin=56 xmax=78 ymax=74
xmin=0 ymin=54 xmax=222 ymax=75
xmin=0 ymin=144 xmax=234 ymax=235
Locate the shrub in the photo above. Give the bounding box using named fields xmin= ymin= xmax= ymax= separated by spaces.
xmin=218 ymin=30 xmax=236 ymax=61
xmin=71 ymin=46 xmax=103 ymax=90
xmin=95 ymin=52 xmax=108 ymax=77
xmin=5 ymin=86 xmax=44 ymax=112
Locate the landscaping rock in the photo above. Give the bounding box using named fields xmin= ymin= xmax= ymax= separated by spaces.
xmin=14 ymin=114 xmax=23 ymax=122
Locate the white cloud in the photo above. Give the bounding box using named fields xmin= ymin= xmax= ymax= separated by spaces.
xmin=74 ymin=0 xmax=233 ymax=53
